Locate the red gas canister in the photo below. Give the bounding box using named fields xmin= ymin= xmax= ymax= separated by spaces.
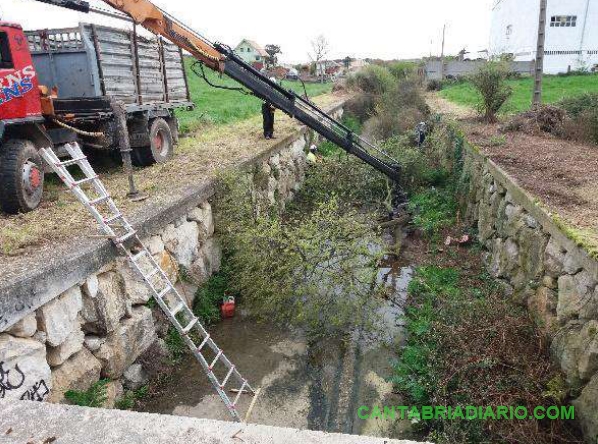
xmin=221 ymin=296 xmax=236 ymax=319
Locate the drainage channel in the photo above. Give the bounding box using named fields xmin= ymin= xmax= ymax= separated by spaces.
xmin=137 ymin=229 xmax=417 ymax=440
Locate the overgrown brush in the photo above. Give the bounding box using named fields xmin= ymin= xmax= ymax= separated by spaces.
xmin=471 ymin=62 xmax=512 ymax=123
xmin=394 ymin=264 xmax=581 ymax=444
xmin=558 ymin=93 xmax=598 ymax=145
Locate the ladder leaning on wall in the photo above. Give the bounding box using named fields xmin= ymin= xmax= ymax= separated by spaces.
xmin=40 ymin=142 xmax=256 ymax=422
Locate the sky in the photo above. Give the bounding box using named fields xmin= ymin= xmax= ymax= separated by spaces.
xmin=0 ymin=0 xmax=494 ymax=63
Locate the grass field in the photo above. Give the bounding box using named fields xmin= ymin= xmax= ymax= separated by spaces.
xmin=439 ymin=73 xmax=598 ymax=114
xmin=176 ymin=59 xmax=333 ymax=133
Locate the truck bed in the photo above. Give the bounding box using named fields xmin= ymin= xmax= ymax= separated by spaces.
xmin=26 ymin=23 xmax=191 ymax=107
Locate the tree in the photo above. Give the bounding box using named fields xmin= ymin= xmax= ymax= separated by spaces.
xmin=264 ymin=44 xmax=281 ymax=70
xmin=343 ymin=56 xmax=352 ymax=70
xmin=471 ymin=61 xmax=513 ymax=123
xmin=309 ymin=35 xmax=330 ymax=83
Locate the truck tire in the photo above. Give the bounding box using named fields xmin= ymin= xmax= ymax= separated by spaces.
xmin=132 ymin=118 xmax=174 ymax=167
xmin=0 ymin=139 xmax=45 ymax=214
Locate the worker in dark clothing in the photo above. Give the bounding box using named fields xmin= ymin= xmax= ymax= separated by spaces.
xmin=262 ymin=101 xmax=276 ymax=140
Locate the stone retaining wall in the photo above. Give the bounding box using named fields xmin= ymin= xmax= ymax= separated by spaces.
xmin=433 ymin=121 xmax=598 ymax=442
xmin=0 ymin=107 xmax=342 ymax=407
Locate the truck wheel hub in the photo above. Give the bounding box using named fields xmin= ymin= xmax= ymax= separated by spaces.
xmin=154 ymin=131 xmax=166 ymax=156
xmin=23 ymin=161 xmax=42 ymax=194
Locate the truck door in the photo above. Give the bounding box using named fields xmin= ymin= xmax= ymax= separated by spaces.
xmin=0 ymin=23 xmax=42 ymax=120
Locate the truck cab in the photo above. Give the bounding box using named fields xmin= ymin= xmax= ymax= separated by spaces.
xmin=0 ymin=21 xmax=192 ymax=215
xmin=0 ymin=23 xmax=47 ymax=214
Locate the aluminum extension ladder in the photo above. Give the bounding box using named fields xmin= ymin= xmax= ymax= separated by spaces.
xmin=40 ymin=143 xmax=255 ymax=421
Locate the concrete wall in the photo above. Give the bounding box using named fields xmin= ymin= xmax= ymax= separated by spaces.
xmin=490 ymin=0 xmax=598 ymax=73
xmin=0 ymin=107 xmax=342 ymax=407
xmin=433 ymin=121 xmax=598 ymax=441
xmin=424 ymin=60 xmax=534 ymax=81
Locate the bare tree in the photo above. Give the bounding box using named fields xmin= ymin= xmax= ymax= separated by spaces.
xmin=309 ymin=35 xmax=330 ymax=83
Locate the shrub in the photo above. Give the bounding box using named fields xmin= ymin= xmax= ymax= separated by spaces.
xmin=471 ymin=62 xmax=512 ymax=123
xmin=387 ymin=61 xmax=418 ymax=80
xmin=427 ymin=79 xmax=444 ymax=91
xmin=65 ymin=379 xmax=109 ymax=407
xmin=558 ymin=93 xmax=598 ymax=144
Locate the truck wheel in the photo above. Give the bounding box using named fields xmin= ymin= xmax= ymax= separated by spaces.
xmin=132 ymin=118 xmax=174 ymax=167
xmin=0 ymin=139 xmax=45 ymax=214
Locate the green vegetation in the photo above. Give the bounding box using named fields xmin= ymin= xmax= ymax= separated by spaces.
xmin=470 ymin=62 xmax=512 ymax=123
xmin=440 ymin=73 xmax=598 ymax=114
xmin=164 ymin=326 xmax=187 ymax=364
xmin=408 ymin=188 xmax=457 ymax=238
xmin=557 ymin=92 xmax=598 ymax=144
xmin=64 ymin=379 xmax=110 ymax=407
xmin=177 ymin=59 xmax=333 ymax=133
xmin=192 ymin=267 xmax=232 ymax=325
xmin=115 ymin=385 xmax=150 ymax=410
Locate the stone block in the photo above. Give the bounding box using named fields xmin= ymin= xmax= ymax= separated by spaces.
xmin=47 ymin=325 xmax=85 ymax=367
xmin=82 ymin=275 xmax=99 ymax=298
xmin=92 ymin=307 xmax=156 ymax=379
xmin=81 ymin=271 xmax=127 ymax=335
xmin=104 ymin=380 xmax=124 ymax=409
xmin=557 ymin=272 xmax=598 ymax=323
xmin=117 ymin=258 xmax=152 ymax=306
xmin=188 ymin=202 xmax=215 ymax=241
xmin=518 ymin=227 xmax=548 ymax=280
xmin=578 ymin=321 xmax=598 ymax=382
xmin=7 ymin=313 xmax=37 ymax=338
xmin=37 ymin=286 xmax=83 ymax=347
xmin=551 ymin=322 xmax=583 ymax=385
xmin=544 ymin=238 xmax=566 ymax=278
xmin=162 ymin=221 xmax=200 ymax=268
xmin=123 ymin=364 xmax=148 ymax=391
xmin=146 ymin=236 xmax=165 ymax=256
xmin=0 ymin=334 xmax=52 ymax=402
xmin=572 ymin=374 xmax=598 ymax=441
xmin=528 ymin=286 xmax=558 ymax=331
xmin=48 ymin=347 xmax=102 ymax=404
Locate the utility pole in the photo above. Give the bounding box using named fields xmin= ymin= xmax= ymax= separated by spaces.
xmin=440 ymin=24 xmax=447 ymax=80
xmin=532 ymin=0 xmax=547 ymax=107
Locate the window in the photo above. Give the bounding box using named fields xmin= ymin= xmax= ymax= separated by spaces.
xmin=256 ymin=56 xmax=261 ymax=61
xmin=550 ymin=15 xmax=577 ymax=27
xmin=0 ymin=32 xmax=13 ymax=69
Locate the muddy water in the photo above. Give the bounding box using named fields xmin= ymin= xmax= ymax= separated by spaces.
xmin=139 ymin=243 xmax=415 ymax=439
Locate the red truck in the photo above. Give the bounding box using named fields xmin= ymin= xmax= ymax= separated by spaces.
xmin=0 ymin=21 xmax=192 ymax=214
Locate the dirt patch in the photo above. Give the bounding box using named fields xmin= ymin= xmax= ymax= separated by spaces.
xmin=0 ymin=93 xmax=346 ymax=263
xmin=428 ymin=93 xmax=598 ymax=253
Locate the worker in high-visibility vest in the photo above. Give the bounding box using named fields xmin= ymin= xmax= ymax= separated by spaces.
xmin=306 ymin=145 xmax=319 ymax=165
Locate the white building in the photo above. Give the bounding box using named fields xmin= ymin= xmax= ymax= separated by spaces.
xmin=234 ymin=39 xmax=268 ymax=68
xmin=490 ymin=0 xmax=598 ymax=74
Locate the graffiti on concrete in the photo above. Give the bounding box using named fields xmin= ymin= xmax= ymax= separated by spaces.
xmin=20 ymin=380 xmax=49 ymax=401
xmin=0 ymin=361 xmax=49 ymax=402
xmin=0 ymin=361 xmax=25 ymax=398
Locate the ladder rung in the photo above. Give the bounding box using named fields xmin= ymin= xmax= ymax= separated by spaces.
xmin=73 ymin=176 xmax=98 ymax=187
xmin=115 ymin=231 xmax=136 ymax=244
xmin=157 ymin=286 xmax=173 ymax=299
xmin=197 ymin=334 xmax=211 ymax=353
xmin=170 ymin=302 xmax=186 ymax=317
xmin=232 ymin=381 xmax=247 ymax=405
xmin=182 ymin=318 xmax=199 ymax=334
xmin=89 ymin=196 xmax=110 ymax=206
xmin=104 ymin=213 xmax=124 ymax=225
xmin=58 ymin=157 xmax=87 ymax=167
xmin=131 ymin=250 xmax=147 ymax=262
xmin=209 ymin=350 xmax=223 ymax=370
xmin=220 ymin=365 xmax=236 ymax=388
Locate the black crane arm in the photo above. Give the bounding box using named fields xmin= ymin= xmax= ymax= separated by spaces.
xmin=29 ymin=0 xmax=401 ymax=181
